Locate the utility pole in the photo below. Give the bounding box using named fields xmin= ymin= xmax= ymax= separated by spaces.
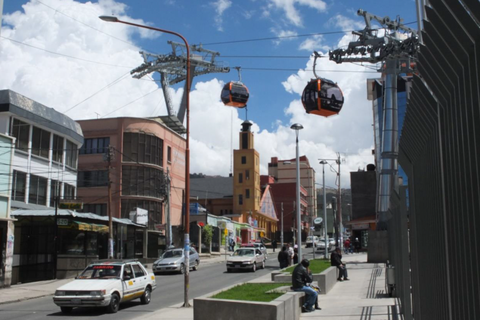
xmin=336 ymin=153 xmax=342 ymax=250
xmin=105 ymin=146 xmax=115 ymax=259
xmin=53 ymin=181 xmax=59 ymax=279
xmin=165 ymin=168 xmax=172 ymax=248
xmin=280 ymin=202 xmax=284 ymax=248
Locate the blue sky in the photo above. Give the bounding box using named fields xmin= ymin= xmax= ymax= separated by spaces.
xmin=0 ymin=0 xmax=419 ymax=188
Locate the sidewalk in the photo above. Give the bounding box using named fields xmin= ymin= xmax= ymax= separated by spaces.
xmin=140 ymin=252 xmax=400 ymax=320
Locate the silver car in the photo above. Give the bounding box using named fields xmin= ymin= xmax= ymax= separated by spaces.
xmin=226 ymin=248 xmax=265 ymax=272
xmin=152 ymin=248 xmax=200 ymax=274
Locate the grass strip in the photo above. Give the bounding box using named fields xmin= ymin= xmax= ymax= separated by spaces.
xmin=284 ymin=259 xmax=331 ymax=274
xmin=211 ymin=283 xmax=291 ymax=302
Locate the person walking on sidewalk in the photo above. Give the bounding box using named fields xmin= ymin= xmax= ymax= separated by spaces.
xmin=292 ymin=259 xmax=320 ymax=313
xmin=331 ymin=248 xmax=349 ymax=281
xmin=278 ymin=246 xmax=289 ymax=269
xmin=272 ymin=239 xmax=277 ymax=252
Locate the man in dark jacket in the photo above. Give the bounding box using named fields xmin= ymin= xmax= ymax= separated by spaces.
xmin=331 ymin=248 xmax=349 ymax=281
xmin=277 ymin=246 xmax=289 ymax=269
xmin=292 ymin=259 xmax=319 ymax=312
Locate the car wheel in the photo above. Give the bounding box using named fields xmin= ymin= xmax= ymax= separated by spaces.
xmin=193 ymin=260 xmax=199 ymax=271
xmin=60 ymin=307 xmax=73 ymax=314
xmin=140 ymin=287 xmax=151 ymax=305
xmin=107 ymin=293 xmax=120 ymax=314
xmin=180 ymin=263 xmax=186 ymax=274
xmin=227 ymin=268 xmax=232 ymax=273
xmin=251 ymin=263 xmax=256 ymax=272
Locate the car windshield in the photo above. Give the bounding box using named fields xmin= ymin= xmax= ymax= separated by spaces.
xmin=78 ymin=265 xmax=121 ymax=279
xmin=163 ymin=250 xmax=183 ymax=258
xmin=233 ymin=249 xmax=254 ymax=257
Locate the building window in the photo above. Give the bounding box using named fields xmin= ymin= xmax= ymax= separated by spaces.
xmin=82 ymin=203 xmax=107 ymax=216
xmin=52 ymin=135 xmax=64 ymax=163
xmin=11 ymin=170 xmax=26 ymax=202
xmin=245 ymin=170 xmax=250 ymax=180
xmin=64 ymin=184 xmax=75 ymax=200
xmin=238 ymin=194 xmax=243 ymax=205
xmin=246 ymin=189 xmax=250 ymax=199
xmin=122 ymin=166 xmax=164 ymax=198
xmin=121 ymin=199 xmax=162 ymax=230
xmin=123 ymin=132 xmax=163 ymax=166
xmin=65 ymin=140 xmax=78 ymax=169
xmin=31 ymin=126 xmax=50 ymax=159
xmin=79 ymin=137 xmax=110 ymax=155
xmin=167 ymin=146 xmax=172 ymax=163
xmin=77 ymin=170 xmax=108 ymax=187
xmin=238 ymin=173 xmax=243 ymax=183
xmin=29 ymin=174 xmax=48 ymax=205
xmin=50 ymin=179 xmax=59 ymax=207
xmin=11 ymin=118 xmax=29 ymax=152
xmin=241 ymin=156 xmax=246 ymax=164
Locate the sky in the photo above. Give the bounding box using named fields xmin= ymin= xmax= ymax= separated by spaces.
xmin=0 ymin=0 xmax=418 ymax=189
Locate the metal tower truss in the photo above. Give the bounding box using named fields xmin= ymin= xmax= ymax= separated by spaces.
xmin=329 ymin=9 xmax=419 ymax=64
xmin=130 ymin=41 xmax=230 ymax=134
xmin=327 ymin=9 xmax=420 ymax=229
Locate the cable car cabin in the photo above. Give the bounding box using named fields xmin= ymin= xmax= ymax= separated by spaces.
xmin=302 ymin=78 xmax=344 ymax=117
xmin=221 ymin=82 xmax=249 ymax=108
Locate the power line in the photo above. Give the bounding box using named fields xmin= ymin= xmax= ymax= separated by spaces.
xmin=63 ymin=72 xmax=131 ymax=114
xmin=242 ymin=67 xmax=377 ymax=73
xmin=0 ymin=36 xmax=134 ymax=68
xmin=201 ymin=30 xmax=350 ymax=46
xmin=37 ymin=0 xmax=141 ymax=50
xmin=100 ymin=88 xmax=161 ymax=118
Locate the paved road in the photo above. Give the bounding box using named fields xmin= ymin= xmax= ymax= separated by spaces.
xmin=0 ymin=254 xmax=283 ymax=320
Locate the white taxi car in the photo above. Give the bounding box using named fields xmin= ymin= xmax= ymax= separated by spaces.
xmin=53 ymin=260 xmax=156 ymax=314
xmin=226 ymin=247 xmax=265 ymax=272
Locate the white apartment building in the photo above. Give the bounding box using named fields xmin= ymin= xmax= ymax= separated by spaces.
xmin=0 ymin=90 xmax=84 ymax=209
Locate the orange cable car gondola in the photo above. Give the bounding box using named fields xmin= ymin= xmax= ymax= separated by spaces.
xmin=221 ymin=67 xmax=249 ymax=108
xmin=301 ymin=52 xmax=344 ymax=117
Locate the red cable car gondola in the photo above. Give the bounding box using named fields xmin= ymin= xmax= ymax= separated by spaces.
xmin=221 ymin=67 xmax=249 ymax=108
xmin=301 ymin=52 xmax=344 ymax=117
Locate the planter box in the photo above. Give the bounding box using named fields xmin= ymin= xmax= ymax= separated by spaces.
xmin=194 ymin=291 xmax=304 ymax=320
xmin=272 ymin=266 xmax=338 ymax=295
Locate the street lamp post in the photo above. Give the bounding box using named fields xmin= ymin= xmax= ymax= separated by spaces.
xmin=290 ymin=123 xmax=303 ymax=261
xmin=99 ymin=16 xmax=192 ymax=307
xmin=319 ymin=160 xmax=328 ymax=259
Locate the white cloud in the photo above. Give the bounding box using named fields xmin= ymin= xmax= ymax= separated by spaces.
xmin=269 ymin=28 xmax=298 ymax=45
xmin=298 ymin=34 xmax=329 ymax=52
xmin=327 ymin=14 xmax=364 ymax=31
xmin=0 ymin=0 xmax=377 ymax=188
xmin=267 ymin=0 xmax=327 ymax=27
xmin=211 ymin=0 xmax=232 ymax=31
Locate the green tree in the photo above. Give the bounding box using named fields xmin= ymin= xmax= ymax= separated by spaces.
xmin=202 ymin=225 xmax=213 ymax=252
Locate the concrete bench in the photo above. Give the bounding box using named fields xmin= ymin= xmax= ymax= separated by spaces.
xmin=272 ymin=266 xmax=338 ymax=295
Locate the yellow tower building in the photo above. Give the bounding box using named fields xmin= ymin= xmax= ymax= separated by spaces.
xmin=233 ymin=121 xmax=277 ymax=240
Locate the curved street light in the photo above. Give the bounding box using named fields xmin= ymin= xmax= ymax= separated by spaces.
xmin=99 ymin=16 xmax=192 ymax=307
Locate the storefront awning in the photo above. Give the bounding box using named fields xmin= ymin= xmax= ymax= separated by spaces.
xmin=58 ymin=221 xmax=109 ymax=233
xmin=11 ymin=209 xmax=146 ymax=228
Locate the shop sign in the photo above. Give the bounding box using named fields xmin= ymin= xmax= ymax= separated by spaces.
xmin=57 ymin=218 xmax=69 ymax=226
xmin=352 ymin=223 xmax=369 ymax=230
xmin=59 ymin=200 xmax=83 ymax=210
xmin=313 ymin=217 xmax=323 ymax=225
xmin=129 ymin=208 xmax=148 ymax=225
xmin=155 ymin=224 xmax=165 ymax=230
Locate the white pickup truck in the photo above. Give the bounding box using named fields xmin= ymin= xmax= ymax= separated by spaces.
xmin=53 ymin=260 xmax=156 ymax=314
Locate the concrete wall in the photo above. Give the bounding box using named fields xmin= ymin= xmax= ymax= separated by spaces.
xmin=56 ymin=254 xmax=99 ymax=279
xmin=367 ymin=230 xmax=388 ymax=263
xmin=194 ymin=291 xmax=304 ymax=320
xmin=272 ymin=266 xmax=337 ymax=295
